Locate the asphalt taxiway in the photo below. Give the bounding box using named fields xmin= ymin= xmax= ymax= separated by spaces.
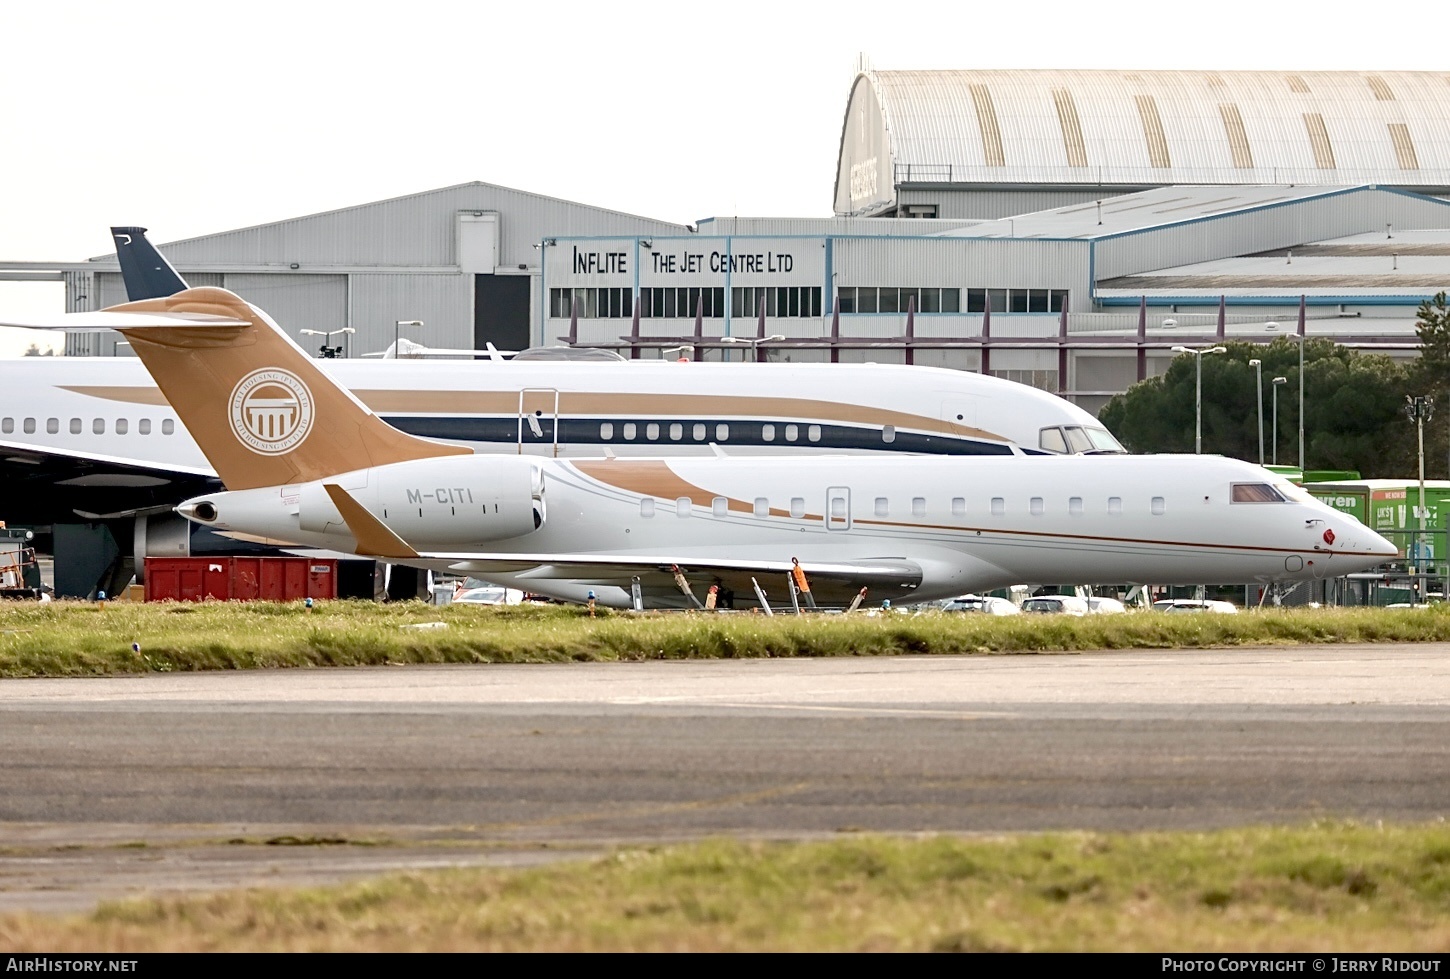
xmin=0 ymin=644 xmax=1446 ymax=911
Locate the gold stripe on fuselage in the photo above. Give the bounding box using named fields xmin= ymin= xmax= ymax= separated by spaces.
xmin=60 ymin=387 xmax=1008 ymax=444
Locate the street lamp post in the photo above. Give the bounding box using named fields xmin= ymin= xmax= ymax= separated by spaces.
xmin=1405 ymin=395 xmax=1435 ymax=585
xmin=1271 ymin=377 xmax=1288 ymax=465
xmin=1249 ymin=358 xmax=1263 ymax=465
xmin=1291 ymin=333 xmax=1306 ymax=470
xmin=1171 ymin=344 xmax=1227 ymax=454
xmin=394 ymin=319 xmax=423 ymax=360
xmin=721 ymin=334 xmax=785 ymax=363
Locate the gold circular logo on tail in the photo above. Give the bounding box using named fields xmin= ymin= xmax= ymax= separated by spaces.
xmin=228 ymin=369 xmax=315 ymax=455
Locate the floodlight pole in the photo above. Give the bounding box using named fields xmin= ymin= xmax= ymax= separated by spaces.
xmin=1249 ymin=358 xmax=1263 ymax=465
xmin=1406 ymin=395 xmax=1435 ymax=583
xmin=1271 ymin=377 xmax=1288 ymax=465
xmin=1172 ymin=344 xmax=1226 ymax=454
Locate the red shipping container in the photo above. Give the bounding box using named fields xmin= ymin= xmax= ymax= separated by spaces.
xmin=145 ymin=557 xmax=337 ymax=602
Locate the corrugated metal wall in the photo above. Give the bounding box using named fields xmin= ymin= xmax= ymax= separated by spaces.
xmin=348 ymin=273 xmax=474 ymax=354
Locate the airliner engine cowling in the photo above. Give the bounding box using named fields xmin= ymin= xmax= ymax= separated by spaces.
xmin=298 ymin=455 xmax=544 ymax=547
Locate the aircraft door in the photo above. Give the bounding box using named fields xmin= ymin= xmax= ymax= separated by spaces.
xmin=826 ymin=486 xmax=851 ymax=531
xmin=518 ymin=388 xmax=559 ymax=457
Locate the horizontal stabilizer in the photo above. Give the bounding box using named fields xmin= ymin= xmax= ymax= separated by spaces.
xmin=0 ymin=310 xmax=248 ymax=332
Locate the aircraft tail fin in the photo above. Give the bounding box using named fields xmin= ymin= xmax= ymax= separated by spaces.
xmin=111 ymin=227 xmax=189 ymax=301
xmin=95 ymin=287 xmax=469 ymax=490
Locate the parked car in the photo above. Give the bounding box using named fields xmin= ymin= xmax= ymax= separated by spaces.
xmin=1086 ymin=597 xmax=1127 ymax=614
xmin=1020 ymin=595 xmax=1089 ymax=615
xmin=452 ymin=583 xmax=525 ymax=605
xmin=1151 ymin=599 xmax=1238 ymax=614
xmin=942 ymin=595 xmax=1020 ymax=615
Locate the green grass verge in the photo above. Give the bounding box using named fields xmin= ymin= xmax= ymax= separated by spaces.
xmin=2 ymin=823 xmax=1447 ymax=951
xmin=2 ymin=600 xmax=1450 ymax=676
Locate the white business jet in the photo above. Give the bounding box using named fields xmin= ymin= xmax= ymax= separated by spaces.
xmin=2 ymin=288 xmax=1396 ymax=609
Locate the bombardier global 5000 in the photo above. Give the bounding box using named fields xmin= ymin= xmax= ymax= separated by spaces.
xmin=2 ymin=288 xmax=1396 ymax=608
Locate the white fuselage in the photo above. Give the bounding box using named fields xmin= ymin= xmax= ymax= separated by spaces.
xmin=182 ymin=452 xmax=1396 ymax=608
xmin=0 ymin=356 xmax=1117 ymax=474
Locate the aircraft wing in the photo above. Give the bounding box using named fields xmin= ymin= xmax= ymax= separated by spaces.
xmin=0 ymin=439 xmax=220 ymax=525
xmin=442 ymin=554 xmax=924 ymax=606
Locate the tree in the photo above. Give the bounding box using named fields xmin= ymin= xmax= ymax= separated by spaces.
xmin=1099 ymin=340 xmax=1418 ymax=476
xmin=1413 ymin=291 xmax=1450 ymax=392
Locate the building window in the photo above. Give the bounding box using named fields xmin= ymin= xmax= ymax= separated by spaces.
xmin=549 ymin=287 xmax=635 ymax=319
xmin=991 ymin=369 xmax=1059 ymax=393
xmin=640 ymin=287 xmax=726 ymax=318
xmin=966 ymin=288 xmax=1067 ymax=313
xmin=732 ymin=286 xmax=822 ymax=319
xmin=837 ymin=287 xmax=960 ymax=314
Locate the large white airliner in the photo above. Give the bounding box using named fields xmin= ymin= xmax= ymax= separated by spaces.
xmin=1 ymin=288 xmax=1396 ymax=608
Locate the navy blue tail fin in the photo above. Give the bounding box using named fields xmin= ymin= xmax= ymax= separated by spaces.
xmin=111 ymin=227 xmax=188 ymax=301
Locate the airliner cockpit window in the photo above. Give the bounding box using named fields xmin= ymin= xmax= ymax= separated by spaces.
xmin=1039 ymin=427 xmax=1068 ymax=454
xmin=1231 ymin=483 xmax=1288 ymax=503
xmin=1039 ymin=425 xmax=1126 ymax=455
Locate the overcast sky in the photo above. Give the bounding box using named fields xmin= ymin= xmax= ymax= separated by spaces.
xmin=2 ymin=0 xmax=1443 ymax=355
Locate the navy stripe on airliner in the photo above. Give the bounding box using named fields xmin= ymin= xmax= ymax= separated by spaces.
xmin=380 ymin=416 xmax=1016 ymax=457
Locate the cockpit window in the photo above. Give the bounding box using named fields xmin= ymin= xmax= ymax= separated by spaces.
xmin=1039 ymin=427 xmax=1068 ymax=454
xmin=1086 ymin=428 xmax=1123 ymax=452
xmin=1039 ymin=425 xmax=1126 ymax=455
xmin=1232 ymin=483 xmax=1288 ymax=503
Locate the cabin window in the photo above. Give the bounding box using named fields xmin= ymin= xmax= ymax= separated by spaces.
xmin=693 ymin=423 xmax=706 ymax=441
xmin=753 ymin=497 xmax=768 ymax=517
xmin=717 ymin=424 xmax=730 ymax=441
xmin=1030 ymin=497 xmax=1044 ymax=516
xmin=600 ymin=422 xmax=614 ymax=440
xmin=790 ymin=497 xmax=805 ymax=518
xmin=951 ymin=497 xmax=965 ymax=517
xmin=991 ymin=497 xmax=1004 ymax=516
xmin=1069 ymin=496 xmax=1083 ymax=515
xmin=69 ymin=418 xmax=82 ymax=435
xmin=23 ymin=418 xmax=35 ymax=434
xmin=623 ymin=422 xmax=636 ymax=440
xmin=712 ymin=496 xmax=728 ymax=518
xmin=139 ymin=418 xmax=152 ymax=435
xmin=762 ymin=424 xmax=775 ymax=442
xmin=874 ymin=497 xmax=889 ymax=517
xmin=1151 ymin=496 xmax=1166 ymax=515
xmin=45 ymin=418 xmax=58 ymax=435
xmin=669 ymin=423 xmax=683 ymax=441
xmin=647 ymin=423 xmax=660 ymax=441
xmin=1108 ymin=496 xmax=1122 ymax=514
xmin=115 ymin=419 xmax=128 ymax=435
xmin=830 ymin=497 xmax=846 ymax=518
xmin=807 ymin=424 xmax=821 ymax=443
xmin=676 ymin=496 xmax=691 ymax=517
xmin=0 ymin=418 xmax=11 ymax=434
xmin=1232 ymin=483 xmax=1287 ymax=503
xmin=912 ymin=497 xmax=926 ymax=517
xmin=882 ymin=425 xmax=896 ymax=444
xmin=640 ymin=498 xmax=655 ymax=518
xmin=93 ymin=418 xmax=105 ymax=435
xmin=162 ymin=419 xmax=175 ymax=435
xmin=785 ymin=424 xmax=799 ymax=442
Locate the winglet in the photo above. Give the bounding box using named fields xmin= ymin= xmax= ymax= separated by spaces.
xmin=322 ymin=484 xmax=420 ymax=559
